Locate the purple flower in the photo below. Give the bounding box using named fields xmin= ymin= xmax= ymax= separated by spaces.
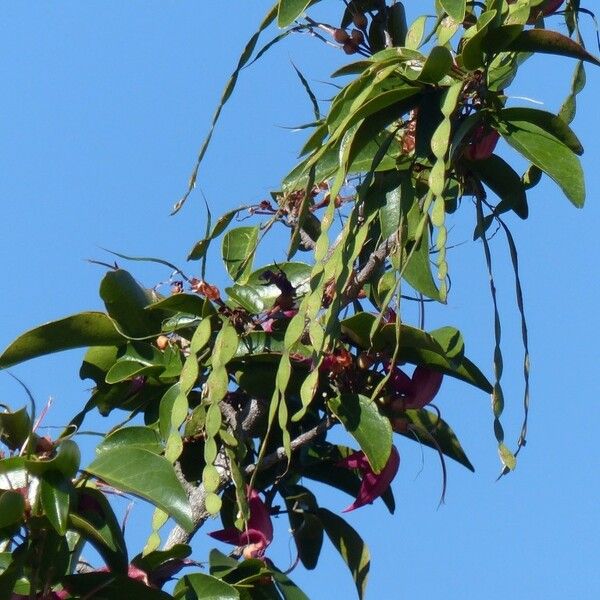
xmin=338 ymin=446 xmax=400 ymax=512
xmin=209 ymin=488 xmax=273 ymax=558
xmin=389 ymin=365 xmax=443 ymax=410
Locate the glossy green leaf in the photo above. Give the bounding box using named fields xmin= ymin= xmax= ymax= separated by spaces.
xmin=0 ymin=491 xmax=25 ymax=529
xmin=330 ymin=87 xmax=420 ymax=143
xmin=187 ymin=206 xmax=248 ymax=261
xmin=497 ymin=117 xmax=585 ymax=207
xmin=209 ymin=548 xmax=239 ymax=578
xmin=402 ymin=409 xmax=474 ymax=471
xmin=440 ymin=0 xmax=466 ymax=22
xmin=407 ymin=45 xmax=453 ymax=84
xmin=86 ymin=447 xmax=193 ymax=531
xmin=131 ymin=543 xmax=191 ymax=579
xmin=0 ymin=544 xmax=27 ymax=600
xmin=40 ymin=471 xmax=71 ymax=535
xmin=62 ymin=573 xmax=172 ymax=599
xmin=405 ymin=15 xmax=427 ymax=49
xmin=283 ymin=485 xmax=323 ymax=570
xmin=222 ymin=226 xmax=260 ymax=283
xmin=0 ymin=407 xmax=32 ymax=451
xmin=146 ymin=293 xmax=208 ymax=317
xmin=340 ymin=313 xmax=492 ymax=392
xmin=490 ymin=28 xmax=600 ymax=67
xmin=465 ymin=154 xmax=528 ymax=219
xmin=460 ymin=10 xmax=498 ymax=71
xmin=328 ymin=394 xmax=392 ymax=473
xmin=69 ymin=486 xmax=129 ymax=572
xmin=271 ymin=565 xmax=311 ymax=600
xmin=105 ymin=361 xmax=162 ymax=384
xmin=184 ymin=572 xmax=240 ymax=600
xmin=277 ymin=0 xmax=312 ymax=27
xmin=499 ymin=107 xmax=583 ymax=155
xmin=227 ymin=262 xmax=311 ymax=313
xmin=283 ymin=131 xmax=403 ymax=192
xmin=100 ymin=270 xmax=163 ymax=337
xmin=0 ymin=312 xmax=124 ymax=369
xmin=403 ymin=224 xmax=441 ymax=301
xmin=96 ymin=426 xmax=163 ymax=456
xmin=318 ymin=508 xmax=370 ymax=600
xmin=26 ymin=439 xmax=81 ymax=478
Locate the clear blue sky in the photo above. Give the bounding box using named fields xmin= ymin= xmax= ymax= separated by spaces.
xmin=1 ymin=2 xmax=598 ymax=598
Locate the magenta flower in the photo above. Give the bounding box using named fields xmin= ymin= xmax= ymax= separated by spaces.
xmin=209 ymin=488 xmax=273 ymax=558
xmin=338 ymin=446 xmax=400 ymax=512
xmin=389 ymin=365 xmax=443 ymax=410
xmin=464 ymin=125 xmax=500 ymax=161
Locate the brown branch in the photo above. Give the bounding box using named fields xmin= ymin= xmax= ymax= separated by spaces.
xmin=163 ymin=407 xmax=334 ymax=550
xmin=344 ymin=231 xmax=398 ymax=300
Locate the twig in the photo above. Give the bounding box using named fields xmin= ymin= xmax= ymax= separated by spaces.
xmin=163 ymin=412 xmax=334 ymax=550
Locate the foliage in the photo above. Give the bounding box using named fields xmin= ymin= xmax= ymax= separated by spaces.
xmin=0 ymin=1 xmax=595 ymax=597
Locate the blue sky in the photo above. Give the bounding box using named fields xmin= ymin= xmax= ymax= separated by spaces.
xmin=0 ymin=2 xmax=598 ymax=598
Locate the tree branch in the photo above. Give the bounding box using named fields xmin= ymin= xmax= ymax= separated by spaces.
xmin=163 ymin=408 xmax=334 ymax=550
xmin=344 ymin=232 xmax=398 ymax=300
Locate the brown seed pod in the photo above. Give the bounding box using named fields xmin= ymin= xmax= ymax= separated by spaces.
xmin=156 ymin=335 xmax=170 ymax=350
xmin=343 ymin=41 xmax=358 ymax=55
xmin=352 ymin=12 xmax=368 ymax=30
xmin=351 ymin=29 xmax=365 ymax=45
xmin=333 ymin=28 xmax=350 ymax=43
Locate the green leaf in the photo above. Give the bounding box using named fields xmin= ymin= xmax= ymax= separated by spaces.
xmin=26 ymin=439 xmax=81 ymax=478
xmin=96 ymin=426 xmax=163 ymax=455
xmin=278 ymin=0 xmax=313 ymax=27
xmin=105 ymin=361 xmax=163 ymax=384
xmin=61 ymin=573 xmax=173 ymax=600
xmin=440 ymin=0 xmax=466 ymax=22
xmin=222 ymin=226 xmax=260 ymax=283
xmin=408 ymin=45 xmax=453 ymax=84
xmin=465 ymin=154 xmax=528 ymax=219
xmin=184 ymin=572 xmax=240 ymax=600
xmin=499 ymin=107 xmax=583 ymax=155
xmin=0 ymin=491 xmax=25 ymax=529
xmin=282 ymin=485 xmax=324 ymax=570
xmin=227 ymin=262 xmax=311 ymax=313
xmin=402 ymin=409 xmax=474 ymax=471
xmin=131 ymin=543 xmax=191 ymax=577
xmin=460 ymin=10 xmax=498 ymax=71
xmin=146 ymin=293 xmax=208 ymax=317
xmin=100 ymin=270 xmax=163 ymax=338
xmin=340 ymin=314 xmax=492 ymax=392
xmin=271 ymin=565 xmax=310 ymax=600
xmin=496 ymin=116 xmax=585 ymax=207
xmin=209 ymin=549 xmax=239 ymax=578
xmin=0 ymin=407 xmax=32 ymax=451
xmin=328 ymin=394 xmax=392 ymax=473
xmin=69 ymin=486 xmax=129 ymax=572
xmin=317 ymin=508 xmax=370 ymax=600
xmin=40 ymin=471 xmax=71 ymax=535
xmin=490 ymin=28 xmax=600 ymax=67
xmin=403 ymin=224 xmax=441 ymax=301
xmin=187 ymin=206 xmax=248 ymax=261
xmin=86 ymin=447 xmax=193 ymax=531
xmin=0 ymin=312 xmax=124 ymax=369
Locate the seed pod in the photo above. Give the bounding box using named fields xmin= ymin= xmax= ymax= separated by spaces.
xmin=351 ymin=29 xmax=365 ymax=45
xmin=352 ymin=12 xmax=368 ymax=30
xmin=333 ymin=28 xmax=350 ymax=43
xmin=357 ymin=352 xmax=374 ymax=370
xmin=156 ymin=335 xmax=170 ymax=350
